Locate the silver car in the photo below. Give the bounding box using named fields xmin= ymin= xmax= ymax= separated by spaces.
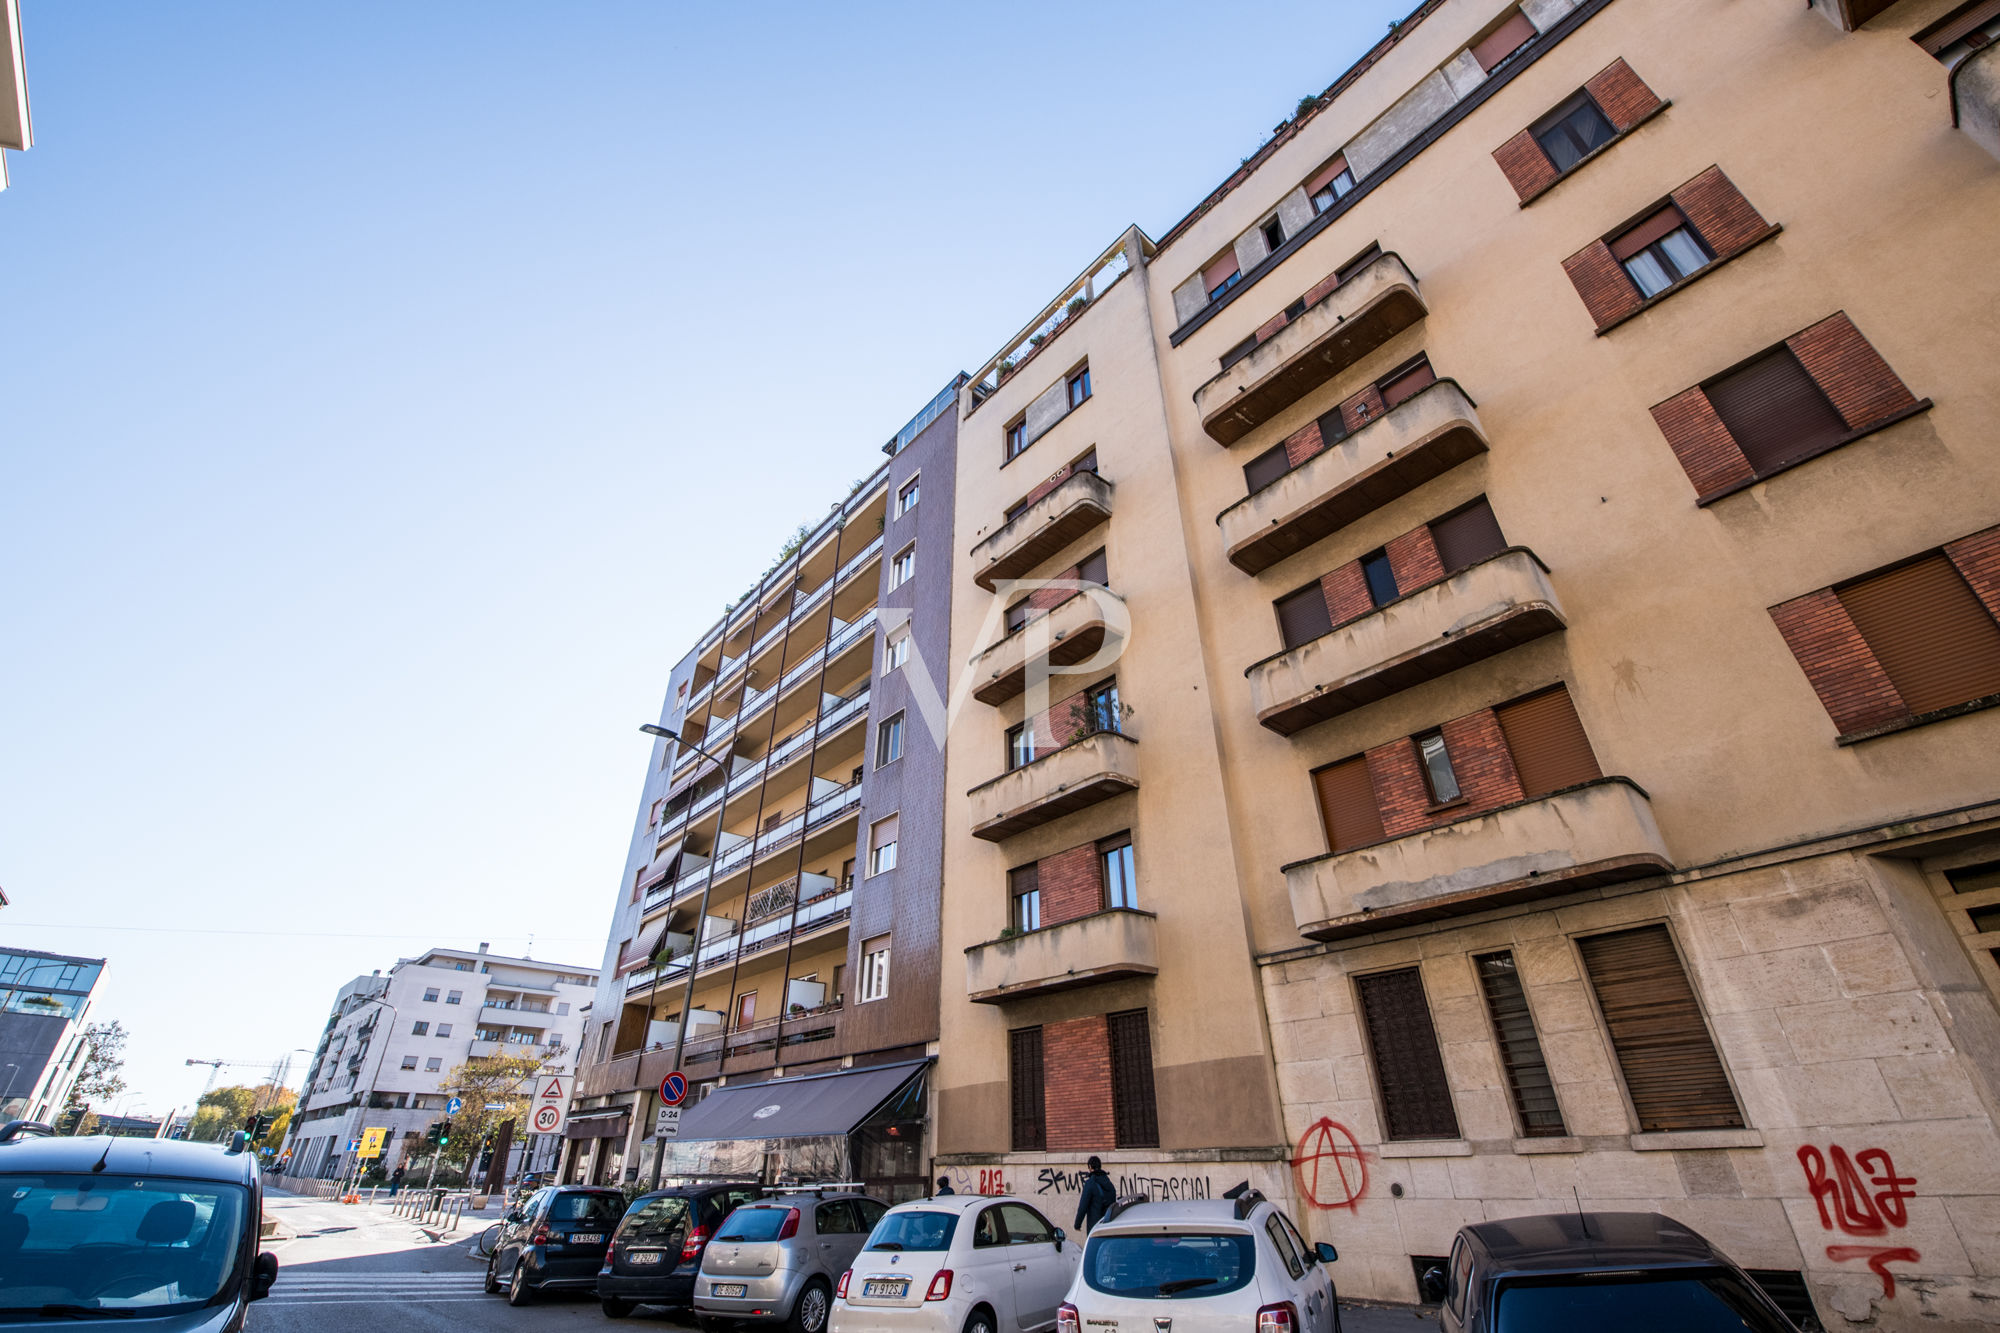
xmin=697 ymin=1190 xmax=889 ymax=1333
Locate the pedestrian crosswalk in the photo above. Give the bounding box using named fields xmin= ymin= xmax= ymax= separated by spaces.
xmin=263 ymin=1271 xmax=492 ymax=1305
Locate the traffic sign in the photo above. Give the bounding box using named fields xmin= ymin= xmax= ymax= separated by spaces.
xmin=537 ymin=1075 xmax=567 ymax=1101
xmin=532 ymin=1103 xmax=563 ymax=1134
xmin=484 ymin=1102 xmax=507 ymax=1110
xmin=660 ymin=1071 xmax=688 ymax=1106
xmin=357 ymin=1127 xmax=388 ymax=1159
xmin=444 ymin=1097 xmax=464 ymax=1116
xmin=654 ymin=1106 xmax=681 ymax=1139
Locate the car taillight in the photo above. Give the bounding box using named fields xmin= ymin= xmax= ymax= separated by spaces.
xmin=777 ymin=1208 xmax=801 ymax=1241
xmin=1256 ymin=1302 xmax=1298 ymax=1333
xmin=1057 ymin=1302 xmax=1081 ymax=1333
xmin=836 ymin=1269 xmax=852 ymax=1300
xmin=531 ymin=1227 xmax=551 ymax=1247
xmin=925 ymin=1269 xmax=954 ymax=1302
xmin=606 ymin=1240 xmax=618 ymax=1264
xmin=681 ymin=1225 xmax=709 ymax=1263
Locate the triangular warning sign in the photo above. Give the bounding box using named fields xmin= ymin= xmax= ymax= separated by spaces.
xmin=539 ymin=1076 xmax=566 ymax=1099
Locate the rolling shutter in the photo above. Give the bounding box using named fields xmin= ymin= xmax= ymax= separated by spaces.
xmin=1314 ymin=755 xmax=1386 ymax=853
xmin=1244 ymin=443 xmax=1294 ymax=493
xmin=1577 ymin=925 xmax=1743 ymax=1131
xmin=1276 ymin=584 xmax=1336 ymax=649
xmin=1076 ymin=549 xmax=1109 ymax=586
xmin=1355 ymin=969 xmax=1461 ymax=1140
xmin=1430 ymin=498 xmax=1508 ymax=573
xmin=1378 ymin=357 xmax=1437 ymax=411
xmin=1704 ymin=348 xmax=1848 ymax=475
xmin=1471 ymin=10 xmax=1537 ymax=72
xmin=1009 ymin=1027 xmax=1046 ymax=1152
xmin=1608 ymin=206 xmax=1688 ymax=261
xmin=1838 ymin=555 xmax=2000 ymax=715
xmin=1494 ymin=686 xmax=1601 ymax=799
xmin=1107 ymin=1009 xmax=1160 ymax=1149
xmin=1306 ymin=154 xmax=1351 ymax=197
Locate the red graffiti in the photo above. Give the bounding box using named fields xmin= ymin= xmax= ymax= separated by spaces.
xmin=1292 ymin=1119 xmax=1367 ymax=1212
xmin=1798 ymin=1145 xmax=1920 ymax=1298
xmin=976 ymin=1168 xmax=1007 ymax=1196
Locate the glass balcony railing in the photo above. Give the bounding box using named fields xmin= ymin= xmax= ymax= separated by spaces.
xmin=635 ymin=888 xmax=855 ymax=993
xmin=836 ymin=536 xmax=884 ymax=586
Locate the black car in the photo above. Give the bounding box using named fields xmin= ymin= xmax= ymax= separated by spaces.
xmin=596 ymin=1182 xmax=764 ymax=1319
xmin=1421 ymin=1211 xmax=1799 ymax=1332
xmin=485 ymin=1184 xmax=629 ymax=1306
xmin=0 ymin=1118 xmax=278 ymax=1329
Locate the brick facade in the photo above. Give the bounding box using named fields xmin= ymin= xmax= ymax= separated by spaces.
xmin=1584 ymin=57 xmax=1663 ymax=130
xmin=1670 ymin=166 xmax=1771 ymax=257
xmin=1018 ymin=679 xmax=1105 ymax=764
xmin=1036 ymin=842 xmax=1105 ymax=927
xmin=1786 ymin=312 xmax=1918 ymax=430
xmin=1649 ymin=385 xmax=1758 ymax=495
xmin=1562 ymin=239 xmax=1644 ymax=329
xmin=1340 ymin=383 xmax=1388 ymax=433
xmin=1768 ymin=588 xmax=1909 ymax=735
xmin=1385 ymin=524 xmax=1446 ymax=591
xmin=1042 ymin=1014 xmax=1114 ymax=1151
xmin=1321 ymin=562 xmax=1374 ymax=627
xmin=1492 ymin=128 xmax=1558 ymax=202
xmin=1945 ymin=523 xmax=2000 ymax=623
xmin=1366 ymin=736 xmax=1434 ymax=837
xmin=1283 ymin=417 xmax=1326 ymax=468
xmin=1438 ymin=708 xmax=1526 ymax=809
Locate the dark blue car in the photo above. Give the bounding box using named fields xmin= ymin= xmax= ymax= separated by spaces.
xmin=485 ymin=1184 xmax=628 ymax=1305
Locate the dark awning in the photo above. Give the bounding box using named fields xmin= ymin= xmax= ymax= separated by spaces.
xmin=670 ymin=1060 xmax=927 ymax=1144
xmin=565 ymin=1110 xmax=631 ymax=1140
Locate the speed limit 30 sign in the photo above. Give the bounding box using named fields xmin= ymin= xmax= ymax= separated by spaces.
xmin=532 ymin=1103 xmax=563 ymax=1134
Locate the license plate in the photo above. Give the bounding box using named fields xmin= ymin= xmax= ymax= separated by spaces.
xmin=863 ymin=1280 xmax=909 ymax=1299
xmin=712 ymin=1283 xmax=747 ymax=1297
xmin=628 ymin=1251 xmax=663 ymax=1266
xmin=570 ymin=1233 xmax=603 ymax=1245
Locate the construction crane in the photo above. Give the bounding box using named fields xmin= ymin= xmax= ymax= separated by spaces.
xmin=185 ymin=1056 xmax=298 ymax=1101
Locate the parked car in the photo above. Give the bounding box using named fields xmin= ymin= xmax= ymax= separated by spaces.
xmin=1418 ymin=1211 xmax=1799 ymax=1332
xmin=1057 ymin=1189 xmax=1340 ymax=1333
xmin=695 ymin=1189 xmax=888 ymax=1333
xmin=485 ymin=1183 xmax=628 ymax=1306
xmin=0 ymin=1119 xmax=279 ymax=1330
xmin=830 ymin=1194 xmax=1076 ymax=1333
xmin=597 ymin=1181 xmax=766 ymax=1318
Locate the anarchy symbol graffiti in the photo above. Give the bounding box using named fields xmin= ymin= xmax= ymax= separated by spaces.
xmin=1293 ymin=1118 xmax=1368 ymax=1212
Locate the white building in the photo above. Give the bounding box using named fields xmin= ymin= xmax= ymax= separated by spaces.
xmin=287 ymin=943 xmax=597 ymax=1179
xmin=1 ymin=0 xmax=30 ymax=191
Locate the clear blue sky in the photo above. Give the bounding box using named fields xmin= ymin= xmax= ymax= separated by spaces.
xmin=0 ymin=1 xmax=1411 ymax=1120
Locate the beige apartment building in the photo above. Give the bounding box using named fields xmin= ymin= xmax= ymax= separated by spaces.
xmin=933 ymin=0 xmax=2000 ymax=1328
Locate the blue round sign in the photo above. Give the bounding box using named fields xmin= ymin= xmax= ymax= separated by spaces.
xmin=445 ymin=1097 xmax=464 ymax=1116
xmin=660 ymin=1071 xmax=688 ymax=1107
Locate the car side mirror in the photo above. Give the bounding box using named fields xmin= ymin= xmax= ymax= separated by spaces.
xmin=1053 ymin=1228 xmax=1066 ymax=1252
xmin=1419 ymin=1266 xmax=1447 ymax=1303
xmin=1315 ymin=1242 xmax=1338 ymax=1265
xmin=250 ymin=1251 xmax=279 ymax=1301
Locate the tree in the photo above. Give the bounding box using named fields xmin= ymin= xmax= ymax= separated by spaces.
xmin=187 ymin=1082 xmax=296 ymax=1143
xmin=61 ymin=1022 xmax=128 ymax=1133
xmin=435 ymin=1055 xmax=542 ymax=1175
xmin=259 ymin=1107 xmax=291 ymax=1156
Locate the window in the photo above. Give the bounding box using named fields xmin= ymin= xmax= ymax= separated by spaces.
xmin=401 ymin=1055 xmax=418 ymax=1070
xmin=1244 ymin=442 xmax=1292 ymax=493
xmin=735 ymin=991 xmax=756 ymax=1030
xmin=1067 ymin=366 xmax=1092 ymax=409
xmin=436 ymin=1024 xmax=451 ymax=1038
xmin=1474 ymin=952 xmax=1566 ymax=1137
xmin=1532 ymin=92 xmax=1615 ymax=173
xmin=1355 ymin=968 xmax=1461 ymax=1140
xmin=1007 ymin=721 xmax=1037 ymax=771
xmin=411 ymin=1021 xmax=429 ymax=1036
xmin=1076 ymin=549 xmax=1108 ymax=586
xmin=1101 ymin=834 xmax=1137 ymax=910
xmin=1377 ymin=354 xmax=1437 ymax=411
xmin=445 ymin=990 xmax=462 ymax=1005
xmin=1084 ymin=679 xmax=1122 ymax=735
xmin=1611 ymin=206 xmax=1712 ymax=298
xmin=1335 ymin=242 xmax=1383 ymax=286
xmin=1005 ymin=418 xmax=1028 ymax=460
xmin=1220 ymin=335 xmax=1258 ymax=372
xmin=1307 ymin=154 xmax=1354 ymax=213
xmin=1577 ymin=925 xmax=1743 ymax=1130
xmin=424 ymin=1057 xmax=442 ymax=1073
xmin=1266 ymin=1216 xmax=1306 ymax=1280
xmin=1915 ymin=0 xmax=2000 ymax=64
xmin=859 ymin=935 xmax=891 ymax=1002
xmin=1415 ymin=731 xmax=1461 ymax=805
xmin=1704 ymin=347 xmax=1851 ymax=476
xmin=557 ymin=1001 xmax=569 ymax=1016
xmin=1010 ymin=865 xmax=1041 ymax=933
xmin=1430 ymin=498 xmax=1508 ymax=574
xmin=1005 ymin=599 xmax=1031 ymax=634
xmin=890 ymin=544 xmax=916 ymax=589
xmin=1360 ymin=549 xmax=1400 ymax=607
xmin=1009 ymin=1026 xmax=1046 ymax=1151
xmin=1261 ymin=216 xmax=1286 ymax=252
xmin=1494 ymin=685 xmax=1602 ymax=799
xmin=1276 ymin=583 xmax=1334 ymax=649
xmin=1470 ymin=8 xmax=1536 ymax=72
xmin=422 ymin=988 xmax=439 ymax=1003
xmin=898 ymin=476 xmax=920 ymax=515
xmin=1314 ymin=754 xmax=1386 ymax=853
xmin=877 ymin=712 xmax=905 ymax=767
xmin=868 ymin=815 xmax=899 ymax=875
xmin=1107 ymin=1009 xmax=1159 ymax=1148
xmin=596 ymin=1022 xmax=613 ymax=1061
xmin=1837 ymin=555 xmax=2000 ymax=715
xmin=1204 ymin=250 xmax=1242 ymax=302
xmin=886 ymin=629 xmax=910 ymax=671
xmin=1944 ymin=860 xmax=2000 ymax=984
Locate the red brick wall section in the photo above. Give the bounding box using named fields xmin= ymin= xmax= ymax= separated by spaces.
xmin=1301 ymin=270 xmax=1344 ymax=310
xmin=1493 ymin=129 xmax=1558 ymax=202
xmin=1769 ymin=589 xmax=1909 ymax=735
xmin=1650 ymin=386 xmax=1758 ymax=495
xmin=1037 ymin=843 xmax=1104 ymax=927
xmin=1017 ymin=462 xmax=1076 ymax=513
xmin=1020 ymin=683 xmax=1095 ymax=763
xmin=1322 ymin=562 xmax=1374 ymax=627
xmin=1585 ymin=59 xmax=1663 ymax=131
xmin=1438 ymin=709 xmax=1527 ymax=810
xmin=1043 ymin=1015 xmax=1114 ymax=1151
xmin=1670 ymin=167 xmax=1771 ymax=259
xmin=1365 ymin=738 xmax=1435 ymax=838
xmin=1787 ymin=313 xmax=1918 ymax=431
xmin=1340 ymin=384 xmax=1387 ymax=434
xmin=1284 ymin=419 xmax=1326 ymax=469
xmin=1562 ymin=239 xmax=1643 ymax=330
xmin=1023 ymin=561 xmax=1084 ymax=614
xmin=1254 ymin=310 xmax=1290 ymax=343
xmin=1385 ymin=525 xmax=1446 ymax=592
xmin=1945 ymin=524 xmax=2000 ymax=623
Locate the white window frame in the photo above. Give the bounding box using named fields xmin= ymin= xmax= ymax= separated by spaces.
xmin=859 ymin=937 xmax=892 ymax=1003
xmin=891 ymin=543 xmax=916 ymax=589
xmin=886 ymin=630 xmax=910 ymax=671
xmin=869 ymin=816 xmax=899 ymax=876
xmin=898 ymin=474 xmax=920 ymax=515
xmin=877 ymin=712 xmax=905 ymax=767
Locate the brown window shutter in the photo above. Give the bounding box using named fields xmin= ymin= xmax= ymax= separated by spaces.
xmin=1608 ymin=206 xmax=1689 ymax=262
xmin=1562 ymin=240 xmax=1643 ymax=330
xmin=1244 ymin=443 xmax=1293 ymax=493
xmin=1649 ymin=386 xmax=1757 ymax=495
xmin=1583 ymin=58 xmax=1663 ymax=131
xmin=1668 ymin=167 xmax=1771 ymax=258
xmin=1474 ymin=951 xmax=1567 ymax=1137
xmin=1704 ymin=348 xmax=1849 ymax=475
xmin=1009 ymin=1026 xmax=1046 ymax=1152
xmin=1786 ymin=313 xmax=1919 ymax=431
xmin=1917 ymin=0 xmax=2000 ymax=55
xmin=1577 ymin=925 xmax=1743 ymax=1131
xmin=1106 ymin=1009 xmax=1159 ymax=1149
xmin=1430 ymin=498 xmax=1508 ymax=573
xmin=1494 ymin=685 xmax=1601 ymax=799
xmin=1314 ymin=755 xmax=1386 ymax=852
xmin=1767 ymin=589 xmax=1910 ymax=735
xmin=1471 ymin=10 xmax=1536 ymax=72
xmin=1076 ymin=549 xmax=1108 ymax=586
xmin=1378 ymin=357 xmax=1437 ymax=410
xmin=1276 ymin=584 xmax=1336 ymax=649
xmin=1493 ymin=129 xmax=1558 ymax=202
xmin=1355 ymin=969 xmax=1461 ymax=1140
xmin=1838 ymin=555 xmax=2000 ymax=715
xmin=1945 ymin=524 xmax=2000 ymax=623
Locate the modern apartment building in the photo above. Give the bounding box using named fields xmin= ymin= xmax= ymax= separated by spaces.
xmin=0 ymin=0 xmax=28 ymax=192
xmin=930 ymin=0 xmax=2000 ymax=1327
xmin=566 ymin=378 xmax=960 ymax=1200
xmin=288 ymin=943 xmax=597 ymax=1179
xmin=0 ymin=948 xmax=103 ymax=1125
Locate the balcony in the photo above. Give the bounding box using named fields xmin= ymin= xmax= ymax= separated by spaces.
xmin=971 ymin=472 xmax=1115 ymax=591
xmin=480 ymin=1001 xmax=551 ymax=1024
xmin=836 ymin=536 xmax=884 ymax=587
xmin=1284 ymin=778 xmax=1672 ymax=942
xmin=969 ymin=731 xmax=1140 ymax=841
xmin=469 ymin=1039 xmax=544 ymax=1059
xmin=971 ymin=590 xmax=1127 ymax=707
xmin=1195 ymin=252 xmax=1428 ymax=446
xmin=1249 ymin=549 xmax=1566 ymax=736
xmin=1217 ymin=380 xmax=1488 ymax=574
xmin=965 ymin=909 xmax=1159 ymax=1003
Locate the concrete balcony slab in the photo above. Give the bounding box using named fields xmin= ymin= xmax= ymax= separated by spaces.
xmin=969 ymin=731 xmax=1139 ymax=842
xmin=972 ymin=472 xmax=1114 ymax=591
xmin=966 ymin=908 xmax=1159 ymax=1003
xmin=971 ymin=590 xmax=1126 ymax=707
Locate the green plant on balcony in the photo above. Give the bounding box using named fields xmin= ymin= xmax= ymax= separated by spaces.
xmin=1066 ymin=295 xmax=1087 ymax=319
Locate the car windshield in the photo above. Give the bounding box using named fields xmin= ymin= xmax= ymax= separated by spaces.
xmin=716 ymin=1207 xmax=791 ymax=1242
xmin=1495 ymin=1270 xmax=1793 ymax=1333
xmin=1084 ymin=1232 xmax=1257 ymax=1299
xmin=619 ymin=1196 xmax=692 ymax=1244
xmin=864 ymin=1210 xmax=957 ymax=1252
xmin=550 ymin=1193 xmax=623 ymax=1226
xmin=0 ymin=1173 xmax=249 ymax=1316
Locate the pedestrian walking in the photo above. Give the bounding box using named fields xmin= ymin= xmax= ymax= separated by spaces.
xmin=1074 ymin=1156 xmax=1114 ymax=1234
xmin=389 ymin=1163 xmax=406 ymax=1197
xmin=935 ymin=1175 xmax=955 ymax=1196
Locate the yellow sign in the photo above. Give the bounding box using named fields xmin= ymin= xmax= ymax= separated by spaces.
xmin=357 ymin=1126 xmax=388 ymax=1159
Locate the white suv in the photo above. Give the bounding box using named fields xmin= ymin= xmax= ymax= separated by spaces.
xmin=830 ymin=1194 xmax=1078 ymax=1333
xmin=1056 ymin=1190 xmax=1341 ymax=1333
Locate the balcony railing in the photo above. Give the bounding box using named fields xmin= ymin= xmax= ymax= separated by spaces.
xmin=836 ymin=536 xmax=884 ymax=586
xmin=967 ymin=232 xmax=1141 ymax=412
xmin=1217 ymin=379 xmax=1488 ymax=574
xmin=1283 ymin=778 xmax=1672 ymax=941
xmin=970 ymin=730 xmax=1140 ymax=841
xmin=971 ymin=471 xmax=1115 ymax=592
xmin=1248 ymin=549 xmax=1566 ymax=736
xmin=965 ymin=908 xmax=1159 ymax=1003
xmin=1194 ymin=251 xmax=1428 ymax=446
xmin=640 ymin=889 xmax=856 ymax=991
xmin=971 ymin=589 xmax=1126 ymax=706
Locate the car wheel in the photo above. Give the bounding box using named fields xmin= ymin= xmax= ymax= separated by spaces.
xmin=506 ymin=1262 xmax=534 ymax=1307
xmin=790 ymin=1280 xmax=831 ymax=1333
xmin=602 ymin=1297 xmax=635 ymax=1318
xmin=484 ymin=1256 xmax=501 ymax=1295
xmin=963 ymin=1307 xmax=996 ymax=1333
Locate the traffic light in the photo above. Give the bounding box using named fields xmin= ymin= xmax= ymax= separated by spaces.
xmin=424 ymin=1121 xmax=442 ymax=1147
xmin=437 ymin=1118 xmax=452 ymax=1146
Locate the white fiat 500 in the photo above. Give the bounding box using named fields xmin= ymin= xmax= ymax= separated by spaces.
xmin=830 ymin=1195 xmax=1078 ymax=1333
xmin=1057 ymin=1192 xmax=1341 ymax=1333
